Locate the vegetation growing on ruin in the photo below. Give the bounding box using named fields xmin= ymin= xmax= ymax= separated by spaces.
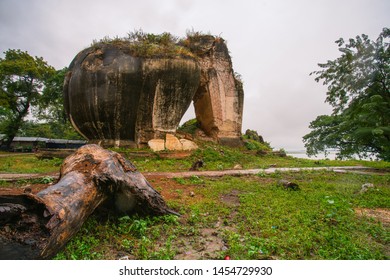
xmin=177 ymin=118 xmax=199 ymax=135
xmin=90 ymin=29 xmax=231 ymax=59
xmin=91 ymin=30 xmax=198 ymax=59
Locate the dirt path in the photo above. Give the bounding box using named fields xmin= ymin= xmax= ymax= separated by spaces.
xmin=143 ymin=166 xmax=378 ymax=178
xmin=0 ymin=165 xmax=385 ymax=181
xmin=0 ymin=172 xmax=58 ymax=181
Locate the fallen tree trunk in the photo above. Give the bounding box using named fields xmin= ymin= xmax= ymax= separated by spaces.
xmin=0 ymin=144 xmax=177 ymax=260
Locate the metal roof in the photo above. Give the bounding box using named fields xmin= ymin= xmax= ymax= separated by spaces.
xmin=12 ymin=137 xmax=49 ymax=142
xmin=46 ymin=139 xmax=86 ymax=144
xmin=11 ymin=137 xmax=86 ymax=144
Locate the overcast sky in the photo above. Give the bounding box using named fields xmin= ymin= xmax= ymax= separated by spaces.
xmin=1 ymin=0 xmax=389 ymax=150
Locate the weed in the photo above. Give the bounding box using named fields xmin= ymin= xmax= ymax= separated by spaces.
xmin=54 ymin=217 xmax=104 ymax=260
xmin=39 ymin=176 xmax=55 ymax=184
xmin=156 ymin=214 xmax=180 ymax=225
xmin=130 ymin=219 xmax=149 ymax=237
xmin=189 ymin=175 xmax=204 ymax=184
xmin=177 ymin=118 xmax=198 ymax=135
xmin=117 ymin=215 xmax=149 ymax=237
xmin=121 ymin=239 xmax=133 ymax=250
xmin=244 ymin=139 xmax=271 ymax=152
xmin=0 ymin=180 xmax=10 ymax=187
xmin=174 ymin=176 xmax=204 ymax=185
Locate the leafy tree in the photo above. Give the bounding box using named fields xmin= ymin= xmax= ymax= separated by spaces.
xmin=17 ymin=121 xmax=56 ymax=138
xmin=0 ymin=49 xmax=55 ymax=147
xmin=34 ymin=67 xmax=83 ymax=140
xmin=36 ymin=68 xmax=68 ymax=124
xmin=303 ymin=28 xmax=390 ymax=161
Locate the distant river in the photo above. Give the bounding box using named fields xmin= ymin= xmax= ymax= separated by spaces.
xmin=286 ymin=150 xmax=338 ymax=160
xmin=286 ymin=150 xmax=377 ymax=161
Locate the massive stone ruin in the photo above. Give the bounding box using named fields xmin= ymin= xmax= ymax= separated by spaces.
xmin=187 ymin=35 xmax=244 ymax=147
xmin=64 ymin=33 xmax=244 ymax=148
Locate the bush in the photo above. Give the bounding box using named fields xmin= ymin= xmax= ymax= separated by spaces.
xmin=244 ymin=139 xmax=271 ymax=152
xmin=177 ymin=118 xmax=198 ymax=135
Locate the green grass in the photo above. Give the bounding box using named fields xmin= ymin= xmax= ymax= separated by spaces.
xmin=1 ymin=144 xmax=388 ymax=259
xmin=55 ymin=171 xmax=389 ymax=260
xmin=117 ymin=142 xmax=387 ymax=172
xmin=0 ymin=155 xmax=62 ymax=173
xmin=1 ymin=140 xmax=389 ymax=174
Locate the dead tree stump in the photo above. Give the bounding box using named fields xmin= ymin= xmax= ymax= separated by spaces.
xmin=0 ymin=144 xmax=177 ymax=260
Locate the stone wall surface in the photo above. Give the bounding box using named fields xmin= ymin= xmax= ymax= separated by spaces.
xmin=64 ymin=44 xmax=200 ymax=147
xmin=188 ymin=36 xmax=244 ymax=146
xmin=64 ymin=35 xmax=244 ymax=148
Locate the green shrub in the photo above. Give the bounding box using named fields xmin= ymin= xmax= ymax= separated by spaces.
xmin=177 ymin=118 xmax=198 ymax=135
xmin=244 ymin=139 xmax=272 ymax=152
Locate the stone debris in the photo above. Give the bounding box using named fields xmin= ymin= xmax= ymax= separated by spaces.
xmin=359 ymin=183 xmax=374 ymax=194
xmin=180 ymin=139 xmax=199 ymax=151
xmin=147 ymin=139 xmax=165 ymax=152
xmin=165 ymin=134 xmax=183 ymax=150
xmin=148 ymin=134 xmax=198 ymax=152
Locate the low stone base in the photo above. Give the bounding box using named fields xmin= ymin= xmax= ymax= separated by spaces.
xmin=148 ymin=134 xmax=198 ymax=152
xmin=147 ymin=139 xmax=165 ymax=152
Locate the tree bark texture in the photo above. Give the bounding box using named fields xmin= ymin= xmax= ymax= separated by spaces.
xmin=0 ymin=144 xmax=177 ymax=259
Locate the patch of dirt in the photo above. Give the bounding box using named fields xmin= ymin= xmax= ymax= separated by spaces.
xmin=173 ymin=227 xmax=228 ymax=260
xmin=145 ymin=175 xmax=205 ymax=204
xmin=220 ymin=190 xmax=240 ymax=207
xmin=355 ymin=208 xmax=390 ymax=226
xmin=0 ymin=172 xmax=59 ymax=181
xmin=141 ymin=178 xmax=238 ymax=259
xmin=171 ymin=190 xmax=242 ymax=259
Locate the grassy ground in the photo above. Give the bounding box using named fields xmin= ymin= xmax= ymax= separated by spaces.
xmin=0 ymin=154 xmax=62 ymax=174
xmin=1 ymin=143 xmax=389 ymax=259
xmin=54 ymin=170 xmax=389 ymax=260
xmin=119 ymin=143 xmax=390 ymax=172
xmin=2 ymin=141 xmax=388 ymax=174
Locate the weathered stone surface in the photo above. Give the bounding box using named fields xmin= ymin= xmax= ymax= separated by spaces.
xmin=64 ymin=43 xmax=200 ymax=147
xmin=180 ymin=139 xmax=198 ymax=151
xmin=64 ymin=34 xmax=244 ymax=148
xmin=165 ymin=134 xmax=182 ymax=150
xmin=148 ymin=139 xmax=165 ymax=152
xmin=148 ymin=135 xmax=198 ymax=152
xmin=188 ymin=36 xmax=244 ymax=145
